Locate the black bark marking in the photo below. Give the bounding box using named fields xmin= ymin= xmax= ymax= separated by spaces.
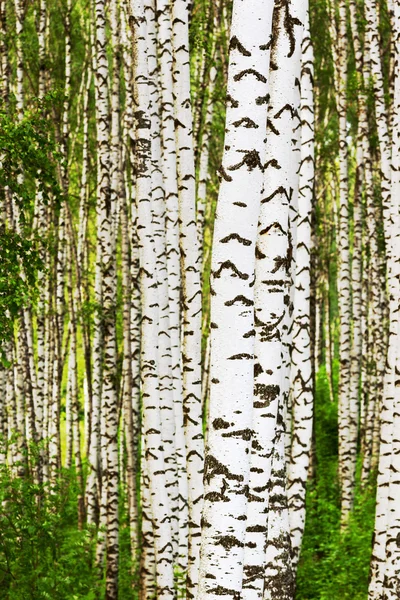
xmin=228 ymin=353 xmax=253 ymax=360
xmin=255 ymin=311 xmax=284 ymax=342
xmin=243 ymin=329 xmax=255 ymax=338
xmin=218 ymin=164 xmax=233 ymax=182
xmin=174 ymin=117 xmax=185 ymax=129
xmin=259 ymin=38 xmax=272 ymax=50
xmin=267 ymin=118 xmax=280 ymax=135
xmin=222 ymin=428 xmax=252 ymax=440
xmin=234 ymin=69 xmax=267 ymax=83
xmin=213 ymin=418 xmax=230 ymax=430
xmin=204 ymin=454 xmax=244 ymax=484
xmin=208 ymin=586 xmax=241 ymax=598
xmin=274 ymin=103 xmax=295 ymax=119
xmin=216 ymin=535 xmax=244 ymax=550
xmin=256 ymin=93 xmax=270 ymax=105
xmin=232 ymin=117 xmax=259 ymax=128
xmin=214 ymin=261 xmax=249 ymax=280
xmin=255 ymin=245 xmax=266 ymax=259
xmin=226 ymin=93 xmax=239 ymax=108
xmin=264 ymin=158 xmax=281 ymax=170
xmin=225 ymin=295 xmax=253 ymax=306
xmin=228 ymin=149 xmax=263 ymax=172
xmin=260 ymin=221 xmax=286 ymax=236
xmin=271 ymin=0 xmax=302 ymax=68
xmin=254 ymin=363 xmax=263 ymax=377
xmin=261 ymin=279 xmax=286 ymax=286
xmin=134 ymin=110 xmax=151 ymax=129
xmin=252 ymin=439 xmax=263 ymax=451
xmin=254 ymin=384 xmax=280 ymax=408
xmin=283 ymin=5 xmax=302 ymax=58
xmin=273 ymin=253 xmax=291 ymax=274
xmin=247 ymin=525 xmax=267 ymax=533
xmin=201 ymin=517 xmax=211 ymax=528
xmin=243 ymin=565 xmax=264 ymax=584
xmin=220 ymin=233 xmax=252 ymax=246
xmin=229 ymin=35 xmax=252 ymax=56
xmin=261 ymin=186 xmax=291 ymax=204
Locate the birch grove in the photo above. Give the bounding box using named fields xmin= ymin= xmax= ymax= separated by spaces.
xmin=0 ymin=0 xmax=399 ymax=598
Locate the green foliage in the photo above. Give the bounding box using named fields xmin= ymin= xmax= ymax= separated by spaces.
xmin=296 ymin=368 xmax=376 ymax=600
xmin=0 ymin=226 xmax=42 ymax=362
xmin=0 ymin=101 xmax=62 ymax=360
xmin=0 ymin=462 xmax=97 ymax=599
xmin=0 ymin=100 xmax=62 ymax=214
xmin=116 ymin=486 xmax=138 ymax=600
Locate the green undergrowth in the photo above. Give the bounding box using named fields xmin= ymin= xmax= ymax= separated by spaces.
xmin=0 ymin=365 xmax=377 ymax=599
xmin=0 ymin=447 xmax=141 ymax=600
xmin=296 ymin=365 xmax=376 ymax=600
xmin=0 ymin=462 xmax=97 ymax=599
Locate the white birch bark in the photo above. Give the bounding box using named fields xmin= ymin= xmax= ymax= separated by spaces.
xmin=140 ymin=448 xmax=157 ymax=598
xmin=121 ymin=0 xmax=141 ymax=564
xmin=367 ymin=0 xmax=398 ymax=590
xmin=348 ymin=0 xmax=379 ymax=489
xmin=258 ymin=0 xmax=307 ymax=593
xmin=86 ymin=13 xmax=103 ymax=529
xmin=93 ymin=0 xmax=119 ymax=592
xmin=287 ymin=10 xmax=314 ymax=571
xmin=336 ymin=0 xmax=353 ymax=524
xmin=130 ymin=2 xmax=175 ymax=595
xmin=370 ymin=2 xmax=400 ymax=595
xmin=147 ymin=0 xmax=180 ymax=564
xmin=364 ymin=0 xmax=391 ymax=236
xmin=155 ymin=0 xmax=183 ymax=478
xmin=154 ymin=4 xmax=189 ymax=568
xmin=198 ymin=1 xmax=273 ymax=596
xmin=382 ymin=14 xmax=400 ymax=583
xmin=171 ymin=0 xmax=204 ymax=587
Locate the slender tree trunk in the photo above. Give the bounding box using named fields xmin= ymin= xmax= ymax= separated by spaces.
xmin=130 ymin=2 xmax=175 ymax=596
xmin=171 ymin=0 xmax=204 ymax=588
xmin=287 ymin=9 xmax=315 ymax=572
xmin=93 ymin=0 xmax=119 ymax=593
xmin=336 ymin=0 xmax=354 ymax=525
xmin=259 ymin=0 xmax=307 ymax=594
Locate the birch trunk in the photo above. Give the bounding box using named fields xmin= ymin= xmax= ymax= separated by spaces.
xmin=287 ymin=10 xmax=314 ymax=571
xmin=336 ymin=0 xmax=354 ymax=524
xmin=258 ymin=0 xmax=307 ymax=593
xmin=171 ymin=0 xmax=204 ymax=587
xmin=93 ymin=0 xmax=119 ymax=592
xmin=198 ymin=1 xmax=273 ymax=596
xmin=130 ymin=2 xmax=175 ymax=595
xmin=382 ymin=12 xmax=400 ymax=584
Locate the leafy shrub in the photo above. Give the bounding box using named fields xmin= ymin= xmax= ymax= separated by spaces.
xmin=0 ymin=463 xmax=97 ymax=599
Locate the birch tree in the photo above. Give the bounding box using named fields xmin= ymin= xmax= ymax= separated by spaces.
xmin=287 ymin=9 xmax=315 ymax=570
xmin=198 ymin=1 xmax=274 ymax=596
xmin=171 ymin=0 xmax=204 ymax=588
xmin=130 ymin=0 xmax=175 ymax=595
